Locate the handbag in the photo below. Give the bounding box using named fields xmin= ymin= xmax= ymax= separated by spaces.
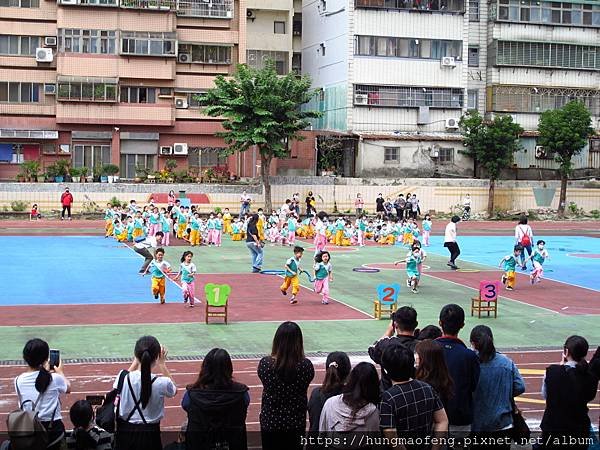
xmin=510 ymin=399 xmax=530 ymax=444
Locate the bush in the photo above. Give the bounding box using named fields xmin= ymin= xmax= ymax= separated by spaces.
xmin=109 ymin=196 xmax=121 ymax=207
xmin=568 ymin=201 xmax=583 ymax=216
xmin=102 ymin=164 xmax=119 ymax=176
xmin=214 ymin=207 xmax=222 ymax=214
xmin=590 ymin=209 xmax=600 ymax=219
xmin=165 ymin=159 xmax=178 ymax=172
xmin=527 ymin=209 xmax=540 ymax=221
xmin=11 ymin=200 xmax=28 ymax=212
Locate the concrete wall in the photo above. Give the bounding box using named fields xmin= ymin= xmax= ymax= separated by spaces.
xmin=2 ymin=178 xmax=600 ymax=214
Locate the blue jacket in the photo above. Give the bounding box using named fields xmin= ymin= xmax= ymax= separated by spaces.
xmin=472 ymin=352 xmax=526 ymax=432
xmin=436 ymin=337 xmax=480 ymax=426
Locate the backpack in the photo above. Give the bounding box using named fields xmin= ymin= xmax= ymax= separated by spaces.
xmin=95 ymin=370 xmax=128 ymax=433
xmin=519 ymin=226 xmax=531 ymax=247
xmin=7 ymin=380 xmax=49 ymax=450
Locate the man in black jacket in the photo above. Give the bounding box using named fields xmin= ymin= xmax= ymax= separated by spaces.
xmin=368 ymin=306 xmax=418 ymax=391
xmin=436 ymin=304 xmax=480 ymax=437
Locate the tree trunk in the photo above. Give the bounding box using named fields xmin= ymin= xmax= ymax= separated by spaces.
xmin=487 ymin=178 xmax=495 ymax=218
xmin=558 ymin=173 xmax=568 ymax=218
xmin=260 ymin=153 xmax=272 ymax=212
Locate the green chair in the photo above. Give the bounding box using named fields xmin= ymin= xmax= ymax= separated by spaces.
xmin=204 ymin=283 xmax=231 ymax=324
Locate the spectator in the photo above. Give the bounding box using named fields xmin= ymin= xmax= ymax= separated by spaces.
xmin=114 ymin=336 xmax=176 ymax=450
xmin=540 ymin=336 xmax=599 ymax=450
xmin=462 ymin=194 xmax=471 ymax=220
xmin=443 ymin=216 xmax=461 ymax=270
xmin=258 ymin=321 xmax=314 ymax=450
xmin=183 ymin=348 xmax=249 ymax=450
xmin=384 ymin=198 xmax=394 ymax=219
xmin=239 ymin=191 xmax=251 ymax=217
xmin=245 ymin=214 xmax=263 ymax=273
xmin=410 ymin=194 xmax=420 ymax=219
xmin=14 ymin=338 xmax=71 ymax=450
xmin=417 ymin=325 xmax=442 ymax=340
xmin=393 ymin=195 xmax=405 ymax=219
xmin=514 ymin=216 xmax=534 ymax=270
xmin=375 ymin=194 xmax=385 ymax=219
xmin=308 ymin=351 xmax=351 ymax=433
xmin=319 ymin=362 xmax=381 ymax=443
xmin=355 ymin=193 xmax=364 ymax=217
xmin=133 ymin=232 xmax=164 ymax=274
xmin=167 ymin=190 xmax=176 ymax=213
xmin=61 ymin=187 xmax=74 ymax=220
xmin=66 ymin=399 xmax=113 ymax=450
xmin=414 ymin=340 xmax=454 ymax=406
xmin=380 ymin=345 xmax=448 ymax=450
xmin=305 ymin=191 xmax=316 ymax=217
xmin=436 ymin=304 xmax=480 ymax=434
xmin=292 ymin=192 xmax=301 ymax=215
xmin=403 ymin=192 xmax=412 ymax=219
xmin=369 ymin=306 xmax=419 ymax=391
xmin=469 ymin=325 xmax=525 ymax=446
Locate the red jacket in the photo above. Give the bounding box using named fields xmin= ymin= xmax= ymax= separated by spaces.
xmin=61 ymin=192 xmax=73 ymax=206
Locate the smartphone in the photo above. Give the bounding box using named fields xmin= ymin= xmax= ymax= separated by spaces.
xmin=86 ymin=395 xmax=105 ymax=406
xmin=49 ymin=349 xmax=60 ymax=369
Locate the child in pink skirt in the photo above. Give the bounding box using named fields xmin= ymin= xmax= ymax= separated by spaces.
xmin=313 ymin=251 xmax=333 ymax=304
xmin=422 ymin=214 xmax=432 ymax=247
xmin=174 ymin=251 xmax=198 ymax=307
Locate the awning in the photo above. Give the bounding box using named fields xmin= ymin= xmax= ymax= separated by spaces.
xmin=120 ymin=140 xmax=158 ymax=155
xmin=0 ymin=129 xmax=58 ymax=140
xmin=0 ymin=144 xmax=12 ymax=162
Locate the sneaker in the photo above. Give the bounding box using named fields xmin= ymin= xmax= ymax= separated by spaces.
xmin=506 ymin=286 xmax=513 ymax=291
xmin=281 ymin=290 xmax=287 ymax=296
xmin=290 ymin=297 xmax=297 ymax=304
xmin=154 ymin=293 xmax=159 ymax=300
xmin=501 ymin=275 xmax=507 ymax=285
xmin=183 ymin=296 xmax=188 ymax=303
xmin=412 ymin=288 xmax=418 ymax=294
xmin=521 ymin=265 xmax=527 ymax=271
xmin=322 ymin=300 xmax=329 ymax=305
xmin=530 ymin=276 xmax=535 ymax=285
xmin=406 ymin=279 xmax=411 ymax=288
xmin=189 ymin=304 xmax=194 ymax=308
xmin=160 ymin=298 xmax=166 ymax=304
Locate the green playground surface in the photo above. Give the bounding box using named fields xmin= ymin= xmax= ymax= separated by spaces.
xmin=1 ymin=235 xmax=599 ymax=361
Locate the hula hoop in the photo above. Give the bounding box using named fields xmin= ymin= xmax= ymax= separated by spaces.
xmin=456 ymin=269 xmax=481 ymax=273
xmin=352 ymin=267 xmax=381 ymax=273
xmin=300 ymin=269 xmax=316 ymax=282
xmin=260 ymin=269 xmax=286 ymax=276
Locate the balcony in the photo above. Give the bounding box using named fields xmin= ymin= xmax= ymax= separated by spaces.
xmin=120 ymin=0 xmax=175 ymax=10
xmin=58 ymin=0 xmax=119 ymax=7
xmin=354 ymin=0 xmax=464 ymax=14
xmin=56 ymin=102 xmax=175 ymax=125
xmin=177 ymin=0 xmax=233 ymax=18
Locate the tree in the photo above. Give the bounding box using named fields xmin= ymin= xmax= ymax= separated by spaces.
xmin=200 ymin=62 xmax=321 ymax=211
xmin=460 ymin=111 xmax=523 ymax=217
xmin=537 ymin=101 xmax=593 ymax=217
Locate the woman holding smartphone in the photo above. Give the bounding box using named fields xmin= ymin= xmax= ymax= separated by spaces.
xmin=14 ymin=338 xmax=71 ymax=450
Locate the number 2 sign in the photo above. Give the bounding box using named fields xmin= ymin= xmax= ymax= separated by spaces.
xmin=479 ymin=281 xmax=500 ymax=301
xmin=377 ymin=284 xmax=400 ymax=305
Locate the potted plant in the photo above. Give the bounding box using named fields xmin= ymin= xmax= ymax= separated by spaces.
xmin=80 ymin=167 xmax=88 ymax=182
xmin=103 ymin=164 xmax=120 ymax=183
xmin=135 ymin=165 xmax=149 ymax=183
xmin=54 ymin=159 xmax=70 ymax=183
xmin=20 ymin=160 xmax=41 ymax=182
xmin=69 ymin=167 xmax=81 ymax=183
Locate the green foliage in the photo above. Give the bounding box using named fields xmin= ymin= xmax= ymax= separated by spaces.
xmin=165 ymin=159 xmax=178 ymax=172
xmin=459 ymin=111 xmax=523 ymax=181
xmin=54 ymin=159 xmax=70 ymax=177
xmin=20 ymin=160 xmax=41 ymax=179
xmin=214 ymin=207 xmax=222 ymax=214
xmin=537 ymin=101 xmax=594 ymax=177
xmin=526 ymin=209 xmax=540 ymax=221
xmin=568 ymin=201 xmax=583 ymax=216
xmin=109 ymin=196 xmax=121 ymax=207
xmin=590 ymin=209 xmax=600 ymax=219
xmin=10 ymin=200 xmax=28 ymax=212
xmin=69 ymin=167 xmax=80 ymax=177
xmin=80 ymin=167 xmax=89 ymax=177
xmin=174 ymin=170 xmax=192 ymax=183
xmin=102 ymin=164 xmax=119 ymax=176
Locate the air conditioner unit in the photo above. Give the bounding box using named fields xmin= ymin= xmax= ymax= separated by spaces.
xmin=160 ymin=146 xmax=173 ymax=155
xmin=246 ymin=9 xmax=255 ymax=19
xmin=225 ymin=10 xmax=233 ymax=18
xmin=354 ymin=94 xmax=368 ymax=105
xmin=44 ymin=84 xmax=56 ymax=95
xmin=441 ymin=56 xmax=456 ymax=67
xmin=175 ymin=97 xmax=188 ymax=109
xmin=158 ymin=88 xmax=173 ymax=98
xmin=445 ymin=118 xmax=459 ymax=129
xmin=535 ymin=145 xmax=547 ymax=159
xmin=44 ymin=36 xmax=57 ymax=47
xmin=36 ymin=48 xmax=53 ymax=63
xmin=173 ymin=143 xmax=188 ymax=155
xmin=178 ymin=53 xmax=191 ymax=63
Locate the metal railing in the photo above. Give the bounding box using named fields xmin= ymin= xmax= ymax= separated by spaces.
xmin=176 ymin=0 xmax=233 ymax=18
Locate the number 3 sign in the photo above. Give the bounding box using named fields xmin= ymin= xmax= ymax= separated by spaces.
xmin=377 ymin=284 xmax=400 ymax=305
xmin=479 ymin=281 xmax=500 ymax=301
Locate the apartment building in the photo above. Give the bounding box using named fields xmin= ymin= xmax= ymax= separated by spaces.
xmin=0 ymin=0 xmax=250 ymax=180
xmin=302 ymin=0 xmax=600 ymax=178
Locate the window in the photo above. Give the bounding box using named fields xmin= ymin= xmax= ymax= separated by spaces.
xmin=0 ymin=0 xmax=39 ymax=7
xmin=354 ymin=0 xmax=464 ymax=13
xmin=589 ymin=139 xmax=600 ymax=152
xmin=274 ymin=21 xmax=286 ymax=34
xmin=0 ymin=82 xmax=40 ymax=103
xmin=467 ymin=89 xmax=478 ymax=110
xmin=120 ymin=86 xmax=156 ymax=103
xmin=497 ymin=0 xmax=600 ymax=27
xmin=438 ymin=147 xmax=454 ymax=164
xmin=189 ymin=147 xmax=227 ymax=167
xmin=186 ymin=91 xmax=206 ymax=108
xmin=79 ymin=0 xmax=118 ymax=6
xmin=59 ymin=29 xmax=116 ymax=54
xmin=355 ymin=36 xmax=462 ymax=60
xmin=469 ymin=0 xmax=479 ymax=21
xmin=72 ymin=144 xmax=111 ymax=171
xmin=178 ymin=44 xmax=231 ymax=64
xmin=121 ymin=32 xmax=176 ymax=57
xmin=247 ymin=50 xmax=289 ymax=74
xmin=120 ymin=154 xmax=155 ymax=179
xmin=495 ymin=40 xmax=600 ymax=71
xmin=57 ymin=80 xmax=117 ymax=102
xmin=355 ymin=85 xmax=464 ymax=109
xmin=0 ymin=36 xmax=40 ymax=56
xmin=468 ymin=47 xmax=479 ymax=66
xmin=177 ymin=0 xmax=233 ymax=18
xmin=384 ymin=147 xmax=399 ymax=163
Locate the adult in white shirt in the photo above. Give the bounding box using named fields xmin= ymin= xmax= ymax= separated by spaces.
xmin=114 ymin=336 xmax=176 ymax=450
xmin=133 ymin=232 xmax=164 ymax=274
xmin=240 ymin=191 xmax=251 ymax=217
xmin=15 ymin=338 xmax=71 ymax=450
xmin=443 ymin=215 xmax=461 ymax=270
xmin=514 ymin=216 xmax=534 ymax=270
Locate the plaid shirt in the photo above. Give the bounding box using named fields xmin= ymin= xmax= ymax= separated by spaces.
xmin=380 ymin=379 xmax=444 ymax=440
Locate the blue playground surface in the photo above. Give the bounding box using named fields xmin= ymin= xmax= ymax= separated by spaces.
xmin=428 ymin=235 xmax=600 ymax=291
xmin=1 ymin=236 xmax=152 ymax=305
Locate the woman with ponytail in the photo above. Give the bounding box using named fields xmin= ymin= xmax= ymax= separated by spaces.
xmin=114 ymin=336 xmax=176 ymax=450
xmin=15 ymin=338 xmax=71 ymax=450
xmin=540 ymin=335 xmax=599 ymax=450
xmin=469 ymin=325 xmax=524 ymax=445
xmin=308 ymin=352 xmax=351 ymax=433
xmin=66 ymin=400 xmax=113 ymax=450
